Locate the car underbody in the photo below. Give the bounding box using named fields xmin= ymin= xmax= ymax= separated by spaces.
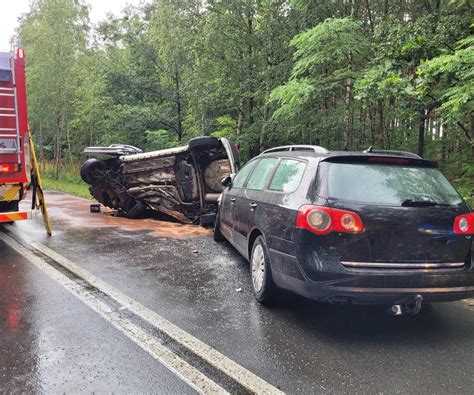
xmin=80 ymin=137 xmax=239 ymax=225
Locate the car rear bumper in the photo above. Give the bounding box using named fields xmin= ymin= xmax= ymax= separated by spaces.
xmin=271 ymin=270 xmax=474 ymax=304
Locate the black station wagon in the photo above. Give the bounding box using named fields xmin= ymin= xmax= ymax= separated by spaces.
xmin=214 ymin=145 xmax=474 ymax=314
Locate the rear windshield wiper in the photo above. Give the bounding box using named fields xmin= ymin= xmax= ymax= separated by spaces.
xmin=401 ymin=199 xmax=449 ymax=207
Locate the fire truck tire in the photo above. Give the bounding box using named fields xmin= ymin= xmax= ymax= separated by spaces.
xmin=80 ymin=159 xmax=106 ymax=185
xmin=126 ymin=201 xmax=146 ymax=219
xmin=188 ymin=136 xmax=220 ymax=152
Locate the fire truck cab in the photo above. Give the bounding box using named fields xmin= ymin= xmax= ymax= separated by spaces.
xmin=0 ymin=49 xmax=31 ymax=222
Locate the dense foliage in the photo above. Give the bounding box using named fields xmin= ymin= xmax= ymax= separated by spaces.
xmin=18 ymin=0 xmax=473 ymax=196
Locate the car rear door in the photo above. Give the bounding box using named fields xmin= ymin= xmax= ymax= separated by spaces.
xmin=320 ymin=158 xmax=472 ymax=268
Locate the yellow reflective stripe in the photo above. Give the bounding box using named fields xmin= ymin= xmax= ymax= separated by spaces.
xmin=3 ymin=186 xmax=20 ymax=201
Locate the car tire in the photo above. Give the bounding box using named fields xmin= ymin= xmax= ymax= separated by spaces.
xmin=213 ymin=210 xmax=226 ymax=243
xmin=188 ymin=136 xmax=220 ymax=152
xmin=250 ymin=236 xmax=277 ymax=304
xmin=126 ymin=201 xmax=146 ymax=219
xmin=80 ymin=159 xmax=106 ymax=185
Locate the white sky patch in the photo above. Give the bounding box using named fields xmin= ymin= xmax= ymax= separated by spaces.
xmin=0 ymin=0 xmax=146 ymax=51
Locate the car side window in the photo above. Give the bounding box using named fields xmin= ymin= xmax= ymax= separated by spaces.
xmin=269 ymin=159 xmax=307 ymax=193
xmin=246 ymin=158 xmax=278 ymax=190
xmin=232 ymin=160 xmax=258 ymax=188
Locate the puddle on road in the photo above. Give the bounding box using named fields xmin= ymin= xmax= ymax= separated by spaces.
xmin=40 ymin=191 xmax=211 ymax=239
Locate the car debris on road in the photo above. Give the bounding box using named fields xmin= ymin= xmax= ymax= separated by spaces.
xmin=80 ymin=136 xmax=240 ymax=226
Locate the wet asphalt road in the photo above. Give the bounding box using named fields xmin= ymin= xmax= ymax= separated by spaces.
xmin=1 ymin=191 xmax=474 ymax=393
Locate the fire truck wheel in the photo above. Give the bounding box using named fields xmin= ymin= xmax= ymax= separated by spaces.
xmin=80 ymin=159 xmax=106 ymax=185
xmin=188 ymin=136 xmax=220 ymax=152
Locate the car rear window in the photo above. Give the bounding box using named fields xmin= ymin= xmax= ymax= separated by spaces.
xmin=269 ymin=159 xmax=306 ymax=193
xmin=246 ymin=158 xmax=278 ymax=190
xmin=327 ymin=163 xmax=463 ymax=206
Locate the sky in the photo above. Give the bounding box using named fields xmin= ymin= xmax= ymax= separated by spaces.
xmin=0 ymin=0 xmax=144 ymax=51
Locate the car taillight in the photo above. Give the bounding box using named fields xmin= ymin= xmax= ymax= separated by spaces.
xmin=0 ymin=164 xmax=19 ymax=173
xmin=296 ymin=205 xmax=365 ymax=235
xmin=453 ymin=213 xmax=474 ymax=235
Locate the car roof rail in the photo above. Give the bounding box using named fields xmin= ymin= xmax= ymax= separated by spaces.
xmin=363 ymin=146 xmax=422 ymax=159
xmin=261 ymin=145 xmax=329 ymax=155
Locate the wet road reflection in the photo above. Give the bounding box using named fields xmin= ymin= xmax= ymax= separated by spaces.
xmin=0 ymin=240 xmax=197 ymax=393
xmin=7 ymin=191 xmax=474 ymax=393
xmin=0 ymin=243 xmax=39 ymax=392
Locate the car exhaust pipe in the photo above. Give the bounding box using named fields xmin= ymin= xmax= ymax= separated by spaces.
xmin=387 ymin=294 xmax=423 ymax=316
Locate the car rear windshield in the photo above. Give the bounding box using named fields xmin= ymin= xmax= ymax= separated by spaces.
xmin=327 ymin=162 xmax=463 ymax=206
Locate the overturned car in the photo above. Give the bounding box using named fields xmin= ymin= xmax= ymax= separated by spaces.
xmin=80 ymin=136 xmax=239 ymax=225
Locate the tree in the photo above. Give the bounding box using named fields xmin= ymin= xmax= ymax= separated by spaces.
xmin=19 ymin=0 xmax=88 ymax=176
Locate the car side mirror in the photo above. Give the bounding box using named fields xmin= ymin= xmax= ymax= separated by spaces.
xmin=222 ymin=175 xmax=233 ymax=188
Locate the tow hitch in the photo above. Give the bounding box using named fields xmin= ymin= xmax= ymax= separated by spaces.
xmin=387 ymin=294 xmax=423 ymax=316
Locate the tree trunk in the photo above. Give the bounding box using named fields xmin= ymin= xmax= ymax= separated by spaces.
xmin=360 ymin=105 xmax=366 ymax=147
xmin=38 ymin=119 xmax=45 ymax=171
xmin=376 ymin=101 xmax=384 ymax=148
xmin=364 ymin=0 xmax=374 ymax=32
xmin=54 ymin=112 xmax=63 ymax=179
xmin=175 ymin=67 xmax=183 ymax=141
xmin=369 ymin=107 xmax=376 ymax=146
xmin=248 ymin=96 xmax=254 ymax=126
xmin=66 ymin=124 xmax=74 ymax=168
xmin=236 ymin=96 xmax=245 ymax=141
xmin=260 ymin=92 xmax=270 ymax=152
xmin=417 ymin=109 xmax=426 ymax=158
xmin=440 ymin=124 xmax=447 ymax=164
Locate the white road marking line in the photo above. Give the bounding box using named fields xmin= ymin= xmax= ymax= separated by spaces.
xmin=0 ymin=231 xmax=227 ymax=395
xmin=3 ymin=226 xmax=284 ymax=394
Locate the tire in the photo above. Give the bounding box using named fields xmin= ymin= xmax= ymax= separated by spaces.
xmin=213 ymin=209 xmax=226 ymax=243
xmin=126 ymin=201 xmax=146 ymax=219
xmin=200 ymin=213 xmax=216 ymax=227
xmin=250 ymin=236 xmax=277 ymax=304
xmin=188 ymin=136 xmax=220 ymax=152
xmin=80 ymin=159 xmax=106 ymax=185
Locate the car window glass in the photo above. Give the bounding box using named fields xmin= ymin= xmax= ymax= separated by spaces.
xmin=328 ymin=163 xmax=463 ymax=206
xmin=269 ymin=159 xmax=306 ymax=193
xmin=232 ymin=160 xmax=258 ymax=188
xmin=246 ymin=158 xmax=278 ymax=190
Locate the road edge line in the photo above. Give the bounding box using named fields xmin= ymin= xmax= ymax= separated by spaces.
xmin=5 ymin=225 xmax=284 ymax=394
xmin=0 ymin=231 xmax=228 ymax=395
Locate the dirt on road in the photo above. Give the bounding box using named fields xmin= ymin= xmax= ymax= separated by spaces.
xmin=41 ymin=191 xmax=211 ymax=239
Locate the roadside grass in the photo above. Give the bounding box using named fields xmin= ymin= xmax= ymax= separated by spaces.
xmin=41 ymin=161 xmax=92 ymax=200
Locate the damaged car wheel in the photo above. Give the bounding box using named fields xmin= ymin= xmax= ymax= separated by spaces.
xmin=188 ymin=136 xmax=220 ymax=151
xmin=80 ymin=158 xmax=106 ymax=184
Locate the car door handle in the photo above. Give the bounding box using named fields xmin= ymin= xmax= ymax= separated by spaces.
xmin=249 ymin=203 xmax=258 ymax=209
xmin=230 ymin=198 xmax=236 ymax=203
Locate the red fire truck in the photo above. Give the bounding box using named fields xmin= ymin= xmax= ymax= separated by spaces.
xmin=0 ymin=49 xmax=32 ymax=223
